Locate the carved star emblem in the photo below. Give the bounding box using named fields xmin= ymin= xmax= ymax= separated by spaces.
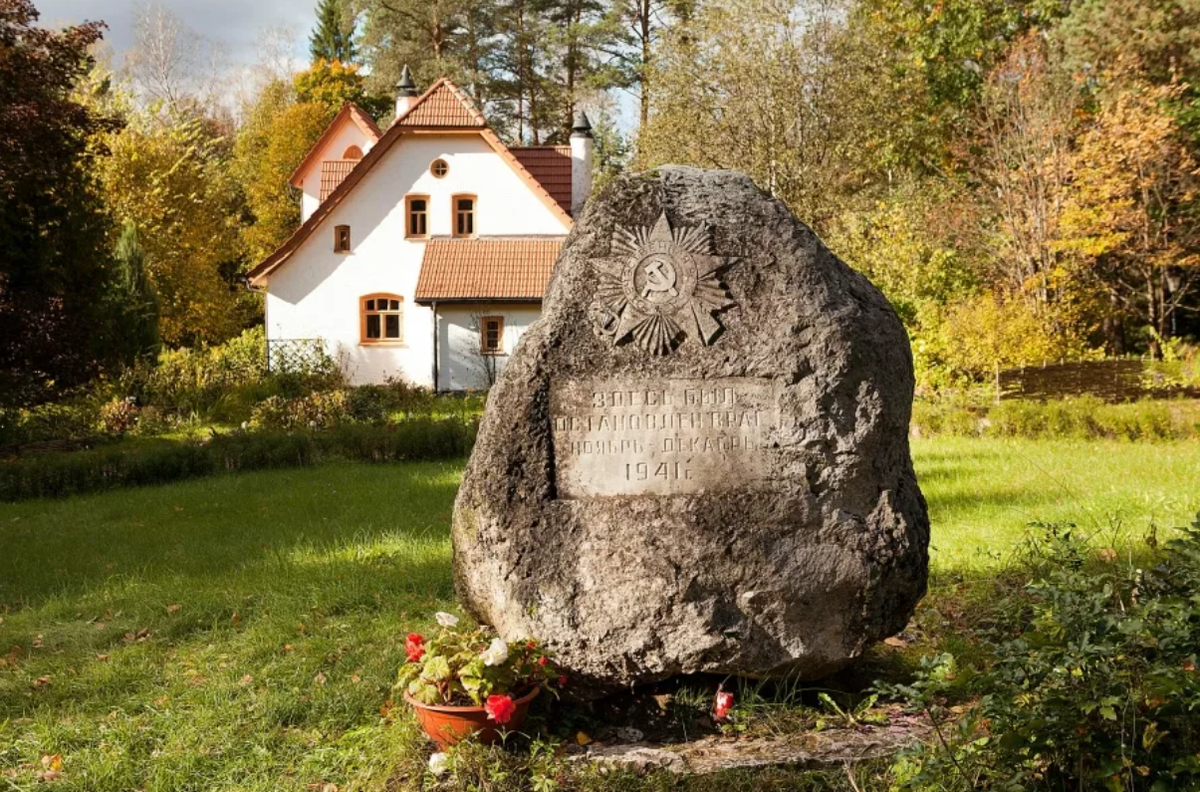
xmin=588 ymin=213 xmax=736 ymax=355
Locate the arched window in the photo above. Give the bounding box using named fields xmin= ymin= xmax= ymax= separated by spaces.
xmin=343 ymin=145 xmax=363 ymax=160
xmin=361 ymin=294 xmax=403 ymax=343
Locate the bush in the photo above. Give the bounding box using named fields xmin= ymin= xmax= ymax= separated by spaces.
xmin=0 ymin=400 xmax=101 ymax=446
xmin=249 ymin=390 xmax=351 ymax=431
xmin=98 ymin=397 xmax=140 ymax=436
xmin=885 ymin=519 xmax=1200 ymax=791
xmin=912 ymin=397 xmax=1200 ymax=441
xmin=0 ymin=418 xmax=478 ymax=501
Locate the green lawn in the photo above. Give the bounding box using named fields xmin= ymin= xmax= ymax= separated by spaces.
xmin=1 ymin=438 xmax=1199 ymax=790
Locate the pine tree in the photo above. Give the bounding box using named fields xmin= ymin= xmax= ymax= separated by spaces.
xmin=309 ymin=0 xmax=357 ymax=64
xmin=109 ymin=221 xmax=161 ymax=362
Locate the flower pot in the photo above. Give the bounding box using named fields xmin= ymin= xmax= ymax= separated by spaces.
xmin=404 ymin=687 xmax=540 ymax=748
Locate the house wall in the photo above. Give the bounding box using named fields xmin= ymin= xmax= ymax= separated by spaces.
xmin=436 ymin=303 xmax=542 ymax=391
xmin=265 ymin=132 xmax=568 ymax=387
xmin=299 ymin=121 xmax=376 ymax=222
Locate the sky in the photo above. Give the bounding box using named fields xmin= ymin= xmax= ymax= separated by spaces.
xmin=35 ymin=0 xmax=315 ymax=67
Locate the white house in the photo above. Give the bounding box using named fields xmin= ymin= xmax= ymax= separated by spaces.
xmin=248 ymin=68 xmax=594 ymax=390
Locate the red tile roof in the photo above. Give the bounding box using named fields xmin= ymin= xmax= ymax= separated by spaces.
xmin=319 ymin=160 xmax=357 ymax=201
xmin=414 ymin=238 xmax=564 ymax=302
xmin=511 ymin=146 xmax=572 ymax=214
xmin=396 ymin=80 xmax=487 ymax=128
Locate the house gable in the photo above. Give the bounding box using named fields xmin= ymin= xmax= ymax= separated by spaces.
xmin=249 ymin=79 xmax=573 ymax=285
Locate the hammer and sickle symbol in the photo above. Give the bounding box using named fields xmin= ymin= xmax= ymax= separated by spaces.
xmin=641 ymin=257 xmax=678 ymax=299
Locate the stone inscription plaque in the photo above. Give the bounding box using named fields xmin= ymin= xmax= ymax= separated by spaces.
xmin=550 ymin=378 xmax=778 ymax=498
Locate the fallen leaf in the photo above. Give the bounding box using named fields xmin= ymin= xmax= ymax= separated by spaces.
xmin=282 ymin=644 xmax=294 ymax=654
xmin=350 ymin=673 xmax=361 ymax=684
xmin=884 ymin=636 xmax=908 ymax=648
xmin=231 ymin=612 xmax=242 ymax=627
xmin=95 ymin=654 xmax=109 ymax=662
xmin=32 ymin=675 xmax=51 ymax=688
xmin=575 ymin=731 xmax=593 ymax=746
xmin=239 ymin=674 xmax=254 ymax=687
xmin=314 ymin=672 xmax=327 ymax=686
xmin=153 ymin=696 xmax=169 ymax=707
xmin=32 ymin=635 xmax=43 ymax=649
xmin=166 ymin=604 xmax=180 ymax=614
xmin=40 ymin=755 xmax=62 ymax=771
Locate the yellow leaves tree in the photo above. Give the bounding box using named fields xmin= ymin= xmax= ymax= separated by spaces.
xmin=1058 ymin=75 xmax=1200 ymax=353
xmin=100 ymin=117 xmax=248 ymax=347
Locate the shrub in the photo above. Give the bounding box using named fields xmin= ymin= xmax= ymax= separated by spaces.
xmin=249 ymin=390 xmax=351 ymax=431
xmin=98 ymin=397 xmax=140 ymax=436
xmin=0 ymin=418 xmax=478 ymax=501
xmin=0 ymin=400 xmax=100 ymax=446
xmin=885 ymin=519 xmax=1200 ymax=791
xmin=913 ymin=397 xmax=1200 ymax=441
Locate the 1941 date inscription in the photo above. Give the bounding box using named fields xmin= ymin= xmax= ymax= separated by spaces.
xmin=550 ymin=378 xmax=778 ymax=498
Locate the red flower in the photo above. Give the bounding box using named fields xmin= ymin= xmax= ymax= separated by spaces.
xmin=714 ymin=689 xmax=734 ymax=721
xmin=405 ymin=633 xmax=425 ymax=663
xmin=557 ymin=674 xmax=568 ymax=688
xmin=537 ymin=656 xmax=549 ymax=667
xmin=484 ymin=694 xmax=516 ymax=724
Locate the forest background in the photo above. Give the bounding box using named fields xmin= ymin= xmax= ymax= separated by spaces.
xmin=4 ymin=0 xmax=1200 ymax=406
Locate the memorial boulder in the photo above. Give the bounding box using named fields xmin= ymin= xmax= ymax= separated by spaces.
xmin=452 ymin=166 xmax=929 ymax=695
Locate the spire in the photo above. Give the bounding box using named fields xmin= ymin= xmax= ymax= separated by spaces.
xmin=396 ymin=64 xmax=418 ymax=97
xmin=571 ymin=109 xmax=593 ymax=138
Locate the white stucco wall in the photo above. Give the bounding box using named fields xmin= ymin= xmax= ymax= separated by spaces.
xmin=265 ymin=132 xmax=569 ymax=387
xmin=436 ymin=303 xmax=542 ymax=391
xmin=298 ymin=120 xmax=376 ymax=222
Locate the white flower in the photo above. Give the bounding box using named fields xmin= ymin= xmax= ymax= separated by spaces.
xmin=428 ymin=752 xmax=449 ymax=776
xmin=480 ymin=637 xmax=509 ymax=667
xmin=435 ymin=611 xmax=459 ymax=628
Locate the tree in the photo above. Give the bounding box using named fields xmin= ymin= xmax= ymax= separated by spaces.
xmin=99 ymin=115 xmax=248 ymax=347
xmin=603 ymin=0 xmax=694 ymax=130
xmin=637 ymin=0 xmax=875 ymax=231
xmin=1059 ymin=76 xmax=1200 ymax=353
xmin=234 ymin=87 xmax=335 ymax=262
xmin=127 ymin=2 xmax=201 ymax=109
xmin=310 ymin=0 xmax=358 ymax=64
xmin=294 ymin=58 xmax=388 ymax=116
xmin=105 ymin=221 xmax=161 ymax=363
xmin=975 ymin=35 xmax=1081 ymax=316
xmin=0 ymin=0 xmax=117 ymax=403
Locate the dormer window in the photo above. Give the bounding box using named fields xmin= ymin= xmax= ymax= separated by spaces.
xmin=453 ymin=195 xmax=476 ymax=238
xmin=334 ymin=225 xmax=351 ymax=252
xmin=406 ymin=195 xmax=429 ymax=238
xmin=343 ymin=145 xmax=363 ymax=160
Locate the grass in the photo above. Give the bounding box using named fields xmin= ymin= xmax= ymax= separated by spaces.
xmin=913 ymin=437 xmax=1200 ymax=571
xmin=1 ymin=438 xmax=1199 ymax=789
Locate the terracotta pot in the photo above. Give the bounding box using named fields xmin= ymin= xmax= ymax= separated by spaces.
xmin=405 ymin=687 xmax=540 ymax=748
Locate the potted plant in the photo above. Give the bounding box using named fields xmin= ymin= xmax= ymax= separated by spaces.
xmin=396 ymin=612 xmax=566 ymax=747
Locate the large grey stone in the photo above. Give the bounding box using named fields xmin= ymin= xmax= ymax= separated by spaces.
xmin=452 ymin=166 xmax=928 ymax=696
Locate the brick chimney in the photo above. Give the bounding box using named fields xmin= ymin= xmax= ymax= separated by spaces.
xmin=395 ymin=65 xmax=418 ymax=119
xmin=570 ymin=110 xmax=594 ymax=216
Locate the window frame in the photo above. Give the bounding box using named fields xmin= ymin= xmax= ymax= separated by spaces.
xmin=430 ymin=158 xmax=449 ymax=178
xmin=334 ymin=224 xmax=351 ymax=253
xmin=360 ymin=294 xmax=404 ymax=344
xmin=452 ymin=194 xmax=477 ymax=238
xmin=479 ymin=315 xmax=505 ymax=356
xmin=405 ymin=194 xmax=430 ymax=239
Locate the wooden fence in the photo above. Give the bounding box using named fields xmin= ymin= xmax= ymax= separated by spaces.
xmin=998 ymin=359 xmax=1199 ymax=402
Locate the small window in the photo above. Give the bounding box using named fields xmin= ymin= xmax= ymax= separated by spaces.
xmin=453 ymin=195 xmax=476 ymax=238
xmin=405 ymin=194 xmax=429 ymax=238
xmin=343 ymin=145 xmax=363 ymax=160
xmin=361 ymin=294 xmax=403 ymax=343
xmin=430 ymin=158 xmax=449 ymax=178
xmin=480 ymin=315 xmax=504 ymax=355
xmin=334 ymin=225 xmax=351 ymax=252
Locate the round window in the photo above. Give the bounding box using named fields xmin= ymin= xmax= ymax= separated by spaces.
xmin=431 ymin=158 xmax=449 ymax=178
